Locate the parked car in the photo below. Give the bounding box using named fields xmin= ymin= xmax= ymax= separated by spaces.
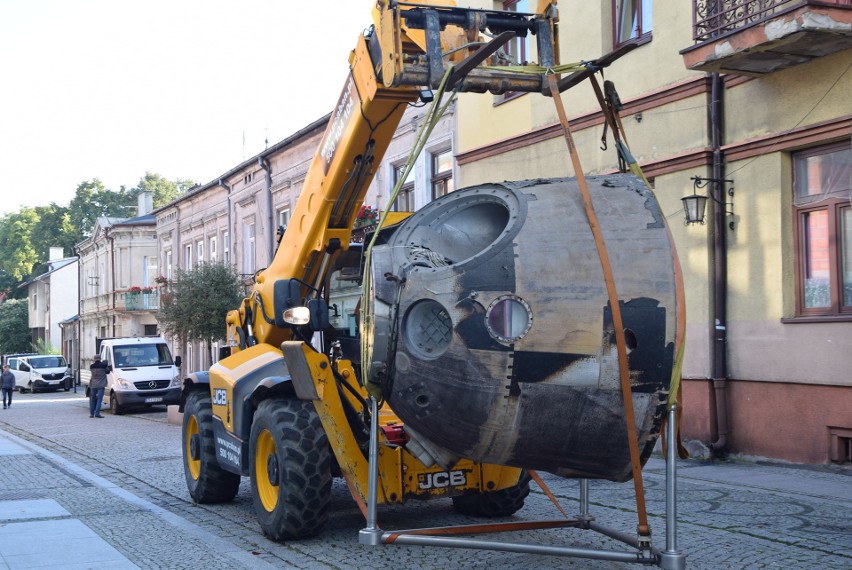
xmin=6 ymin=354 xmax=73 ymax=393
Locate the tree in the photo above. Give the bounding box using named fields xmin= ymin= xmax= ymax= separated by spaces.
xmin=30 ymin=204 xmax=76 ymax=275
xmin=67 ymin=179 xmax=132 ymax=238
xmin=157 ymin=262 xmax=243 ymax=365
xmin=131 ymin=172 xmax=195 ymax=209
xmin=0 ymin=209 xmax=40 ymax=281
xmin=0 ymin=299 xmax=32 ymax=354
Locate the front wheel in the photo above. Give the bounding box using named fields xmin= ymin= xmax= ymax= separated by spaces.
xmin=452 ymin=470 xmax=532 ymax=517
xmin=182 ymin=389 xmax=241 ymax=503
xmin=250 ymin=398 xmax=332 ymax=541
xmin=109 ymin=392 xmax=125 ymax=415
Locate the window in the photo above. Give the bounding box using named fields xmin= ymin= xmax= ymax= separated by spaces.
xmin=145 ymin=256 xmax=157 ymax=287
xmin=614 ymin=0 xmax=652 ymax=46
xmin=165 ymin=250 xmax=173 ymax=279
xmin=184 ymin=244 xmax=192 ymax=269
xmin=502 ymin=1 xmax=530 ymax=65
xmin=144 ymin=324 xmax=158 ymax=336
xmin=431 ymin=149 xmax=454 ymax=200
xmin=495 ymin=0 xmax=531 ymax=103
xmin=392 ymin=164 xmax=415 ymax=212
xmin=197 ymin=240 xmax=204 ymax=264
xmin=793 ymin=143 xmax=852 ymax=317
xmin=278 ymin=208 xmax=290 ymax=229
xmin=209 ymin=236 xmax=218 ymax=262
xmin=243 ymin=220 xmax=256 ymax=274
xmin=223 ymin=231 xmax=230 ymax=264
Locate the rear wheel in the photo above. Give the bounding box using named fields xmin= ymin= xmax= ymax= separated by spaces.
xmin=452 ymin=471 xmax=532 ymax=517
xmin=182 ymin=389 xmax=240 ymax=503
xmin=250 ymin=398 xmax=331 ymax=541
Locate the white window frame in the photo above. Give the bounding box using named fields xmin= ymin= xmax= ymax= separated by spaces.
xmin=209 ymin=236 xmax=218 ymax=263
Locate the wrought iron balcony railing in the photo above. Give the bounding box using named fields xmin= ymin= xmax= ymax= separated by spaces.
xmin=693 ymin=0 xmax=852 ymax=42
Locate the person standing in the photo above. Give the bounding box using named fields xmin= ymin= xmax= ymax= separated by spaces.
xmin=1 ymin=365 xmax=15 ymax=409
xmin=89 ymin=354 xmax=109 ymax=418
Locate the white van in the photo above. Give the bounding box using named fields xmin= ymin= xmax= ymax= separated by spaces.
xmin=89 ymin=337 xmax=182 ymax=415
xmin=6 ymin=354 xmax=73 ymax=393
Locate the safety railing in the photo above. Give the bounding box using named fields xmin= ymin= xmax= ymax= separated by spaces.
xmin=692 ymin=0 xmax=852 ymax=42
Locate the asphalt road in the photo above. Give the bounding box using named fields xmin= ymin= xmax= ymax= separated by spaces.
xmin=0 ymin=389 xmax=849 ymax=569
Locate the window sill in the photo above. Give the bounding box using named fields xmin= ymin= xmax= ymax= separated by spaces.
xmin=615 ymin=32 xmax=652 ymax=51
xmin=493 ymin=91 xmax=527 ymax=107
xmin=781 ymin=315 xmax=852 ymax=324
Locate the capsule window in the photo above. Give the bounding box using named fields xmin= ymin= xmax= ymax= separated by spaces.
xmin=485 ymin=296 xmax=532 ymax=344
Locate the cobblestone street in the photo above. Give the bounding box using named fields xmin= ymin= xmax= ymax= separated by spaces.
xmin=0 ymin=390 xmax=849 ymax=569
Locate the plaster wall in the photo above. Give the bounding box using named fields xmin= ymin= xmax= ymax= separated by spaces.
xmin=682 ymin=378 xmax=852 ymax=464
xmin=49 ymin=262 xmax=79 ymax=347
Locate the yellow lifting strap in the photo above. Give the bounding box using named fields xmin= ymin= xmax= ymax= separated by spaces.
xmin=585 ymin=74 xmax=688 ymax=460
xmin=360 ymin=66 xmax=459 ymax=401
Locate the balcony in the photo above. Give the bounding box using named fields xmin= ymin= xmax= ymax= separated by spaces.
xmin=681 ymin=1 xmax=852 ymax=75
xmin=122 ymin=291 xmax=160 ymax=311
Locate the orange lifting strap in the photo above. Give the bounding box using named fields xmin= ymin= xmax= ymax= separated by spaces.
xmin=545 ymin=72 xmax=651 ymax=538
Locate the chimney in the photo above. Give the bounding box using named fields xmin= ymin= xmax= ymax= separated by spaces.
xmin=49 ymin=247 xmax=64 ymax=261
xmin=137 ymin=190 xmax=154 ymax=216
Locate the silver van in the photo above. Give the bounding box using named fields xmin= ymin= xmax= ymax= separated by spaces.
xmin=7 ymin=354 xmax=73 ymax=393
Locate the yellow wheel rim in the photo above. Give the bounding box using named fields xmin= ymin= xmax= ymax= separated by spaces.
xmin=185 ymin=415 xmax=201 ymax=480
xmin=255 ymin=428 xmax=278 ymax=512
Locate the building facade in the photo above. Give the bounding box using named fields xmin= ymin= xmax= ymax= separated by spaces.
xmin=76 ymin=192 xmax=160 ymax=374
xmin=154 ymin=101 xmax=457 ymax=374
xmin=455 ymin=0 xmax=851 ymax=464
xmin=21 ymin=247 xmax=78 ymax=351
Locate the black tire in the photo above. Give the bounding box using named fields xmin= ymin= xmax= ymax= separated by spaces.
xmin=452 ymin=470 xmax=532 ymax=517
xmin=249 ymin=398 xmax=332 ymax=541
xmin=182 ymin=389 xmax=241 ymax=503
xmin=109 ymin=392 xmax=125 ymax=415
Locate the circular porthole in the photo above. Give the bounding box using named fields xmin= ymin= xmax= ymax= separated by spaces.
xmin=404 ymin=300 xmax=453 ymax=360
xmin=485 ymin=296 xmax=533 ymax=344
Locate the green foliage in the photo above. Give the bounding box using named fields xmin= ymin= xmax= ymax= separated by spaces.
xmin=0 ymin=299 xmax=32 ymax=354
xmin=32 ymin=338 xmax=60 ymax=355
xmin=0 ymin=209 xmax=40 ymax=281
xmin=158 ymin=262 xmax=243 ymax=361
xmin=131 ymin=172 xmax=195 ymax=209
xmin=68 ymin=179 xmax=133 ymax=238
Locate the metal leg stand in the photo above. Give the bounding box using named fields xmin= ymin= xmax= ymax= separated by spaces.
xmin=578 ymin=479 xmax=593 ymax=528
xmin=658 ymin=403 xmax=686 ymax=569
xmin=359 ymin=396 xmax=383 ymax=545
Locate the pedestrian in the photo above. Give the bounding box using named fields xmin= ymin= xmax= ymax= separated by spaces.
xmin=89 ymin=354 xmax=109 ymax=418
xmin=1 ymin=365 xmax=14 ymax=409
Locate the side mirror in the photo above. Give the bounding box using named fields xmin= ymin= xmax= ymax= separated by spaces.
xmin=273 ymin=279 xmax=302 ymax=328
xmin=20 ymin=363 xmax=30 ymax=372
xmin=174 ymin=355 xmax=182 ymax=368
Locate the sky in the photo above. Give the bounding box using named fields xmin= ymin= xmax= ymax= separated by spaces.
xmin=0 ymin=0 xmax=377 ymax=214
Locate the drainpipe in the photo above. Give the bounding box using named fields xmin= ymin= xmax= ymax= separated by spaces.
xmin=709 ymin=72 xmax=729 ymax=455
xmin=220 ymin=179 xmax=233 ymax=264
xmin=108 ymin=228 xmax=116 ymax=337
xmin=74 ymin=246 xmax=81 ymax=391
xmin=259 ymin=157 xmax=274 ymax=262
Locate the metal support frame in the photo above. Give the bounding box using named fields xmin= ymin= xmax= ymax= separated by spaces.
xmin=360 ymin=402 xmax=687 ymax=568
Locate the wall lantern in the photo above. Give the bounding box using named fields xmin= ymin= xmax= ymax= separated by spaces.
xmin=682 ymin=176 xmax=735 ymax=230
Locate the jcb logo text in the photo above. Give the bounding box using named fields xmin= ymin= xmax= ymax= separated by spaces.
xmin=212 ymin=389 xmax=227 ymax=406
xmin=418 ymin=470 xmax=467 ymax=490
